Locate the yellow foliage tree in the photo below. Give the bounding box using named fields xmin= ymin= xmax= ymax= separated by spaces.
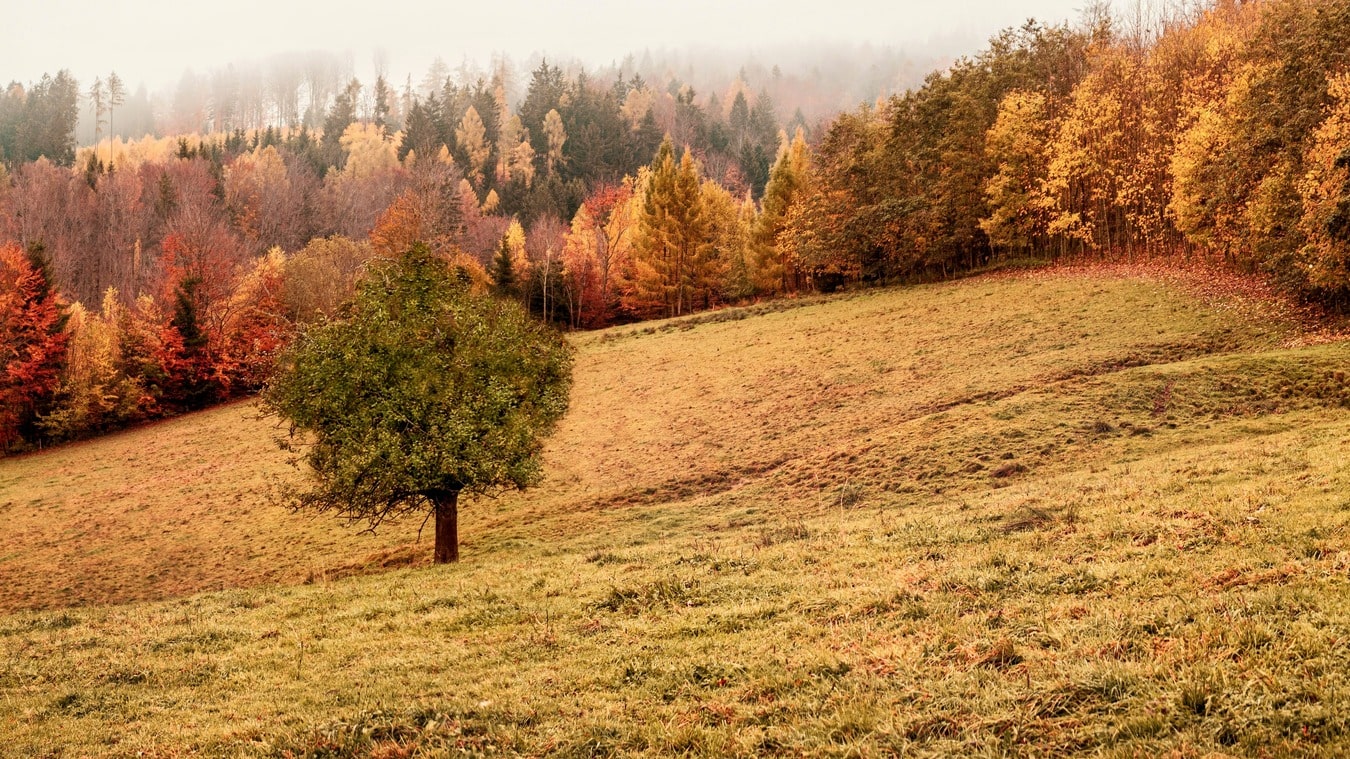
xmin=339 ymin=122 xmax=401 ymax=180
xmin=623 ymin=140 xmax=715 ymax=318
xmin=224 ymin=145 xmax=293 ymax=252
xmin=753 ymin=128 xmax=810 ymax=294
xmin=1042 ymin=48 xmax=1135 ymax=252
xmin=457 ymin=106 xmax=490 ymax=187
xmin=282 ymin=235 xmax=375 ymax=324
xmin=981 ymin=91 xmax=1054 ymax=255
xmin=1169 ymin=104 xmax=1240 ymax=254
xmin=621 ymin=87 xmax=655 ymax=130
xmin=482 ymin=189 xmax=501 ymax=214
xmin=543 ymin=109 xmax=567 ymax=177
xmin=40 ymin=292 xmax=143 ymax=440
xmin=702 ymin=180 xmax=752 ymax=300
xmin=496 ymin=115 xmax=532 ymax=186
xmin=1297 ymin=73 xmax=1350 ymax=292
xmin=504 ymin=218 xmax=529 ymax=275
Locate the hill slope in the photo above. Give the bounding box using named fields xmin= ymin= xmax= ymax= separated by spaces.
xmin=3 ymin=269 xmax=1350 ymax=756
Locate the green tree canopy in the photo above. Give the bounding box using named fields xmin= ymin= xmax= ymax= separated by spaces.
xmin=263 ymin=243 xmax=573 ymax=563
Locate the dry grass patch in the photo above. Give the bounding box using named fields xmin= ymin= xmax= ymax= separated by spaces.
xmin=3 ymin=270 xmax=1350 ymax=755
xmin=0 ymin=402 xmax=426 ymax=612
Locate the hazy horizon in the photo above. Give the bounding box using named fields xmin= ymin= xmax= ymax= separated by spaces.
xmin=6 ymin=0 xmax=1089 ymax=92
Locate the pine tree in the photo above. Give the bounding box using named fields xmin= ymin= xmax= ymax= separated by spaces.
xmin=373 ymin=74 xmax=392 ymax=134
xmin=321 ymin=78 xmax=362 ymax=168
xmin=398 ymin=99 xmax=440 ymax=164
xmin=157 ymin=276 xmax=216 ymax=412
xmin=491 ymin=232 xmax=517 ymax=298
xmin=729 ymin=91 xmax=751 ymax=144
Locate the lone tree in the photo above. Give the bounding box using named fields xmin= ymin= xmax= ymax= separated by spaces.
xmin=263 ymin=243 xmax=573 ymax=563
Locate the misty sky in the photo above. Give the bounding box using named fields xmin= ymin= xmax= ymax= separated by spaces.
xmin=5 ymin=0 xmax=1089 ymax=92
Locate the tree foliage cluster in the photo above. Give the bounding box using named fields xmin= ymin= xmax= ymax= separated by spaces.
xmin=6 ymin=56 xmax=798 ymax=218
xmin=71 ymin=45 xmax=915 ymax=157
xmin=9 ymin=0 xmax=1350 ymax=452
xmin=387 ymin=59 xmax=791 ymax=223
xmin=0 ymin=55 xmax=805 ymax=453
xmin=263 ymin=243 xmax=572 ymax=563
xmin=0 ymin=72 xmax=81 ymax=166
xmin=0 ymin=234 xmax=298 ymax=451
xmin=0 ymin=56 xmax=797 ymax=310
xmin=0 ymin=109 xmax=796 ymax=450
xmin=797 ymin=0 xmax=1350 ymax=304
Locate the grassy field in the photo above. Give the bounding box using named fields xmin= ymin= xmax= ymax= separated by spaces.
xmin=3 ymin=267 xmax=1350 ymax=756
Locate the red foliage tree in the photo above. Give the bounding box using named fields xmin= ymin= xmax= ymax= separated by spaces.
xmin=152 ymin=276 xmax=219 ymax=412
xmin=0 ymin=243 xmax=69 ymax=449
xmin=217 ymin=250 xmax=291 ymax=390
xmin=144 ymin=226 xmax=236 ymax=412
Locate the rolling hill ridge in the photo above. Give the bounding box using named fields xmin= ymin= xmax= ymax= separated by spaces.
xmin=2 ymin=267 xmax=1349 ymax=756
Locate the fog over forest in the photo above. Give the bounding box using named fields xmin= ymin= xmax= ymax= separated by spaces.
xmin=5 ymin=0 xmax=1089 ymax=90
xmin=6 ymin=0 xmax=1092 ymax=144
xmin=61 ymin=44 xmax=949 ymax=146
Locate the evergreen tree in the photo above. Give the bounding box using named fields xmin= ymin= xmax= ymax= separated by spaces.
xmin=491 ymin=232 xmax=517 ymax=298
xmin=398 ymin=99 xmax=440 ymax=163
xmin=520 ymin=60 xmax=567 ymax=157
xmin=753 ymin=130 xmax=809 ymax=293
xmin=739 ymin=141 xmax=771 ymax=198
xmin=9 ymin=71 xmax=80 ymax=166
xmin=748 ymin=90 xmax=779 ymax=152
xmin=729 ymin=90 xmax=751 ymax=144
xmin=159 ymin=276 xmax=216 ymax=412
xmin=321 ymin=78 xmax=362 ymax=169
xmin=372 ymin=74 xmax=392 ymax=134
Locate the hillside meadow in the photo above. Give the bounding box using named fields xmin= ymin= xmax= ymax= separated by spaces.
xmin=3 ymin=267 xmax=1350 ymax=756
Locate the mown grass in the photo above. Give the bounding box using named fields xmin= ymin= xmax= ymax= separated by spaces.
xmin=3 ymin=269 xmax=1349 ymax=756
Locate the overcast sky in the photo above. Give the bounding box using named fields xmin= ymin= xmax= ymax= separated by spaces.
xmin=5 ymin=0 xmax=1090 ymax=92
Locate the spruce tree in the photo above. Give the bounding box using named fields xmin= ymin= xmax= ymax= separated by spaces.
xmin=491 ymin=233 xmax=517 ymax=298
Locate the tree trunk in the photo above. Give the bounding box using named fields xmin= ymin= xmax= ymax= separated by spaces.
xmin=432 ymin=489 xmax=460 ymax=564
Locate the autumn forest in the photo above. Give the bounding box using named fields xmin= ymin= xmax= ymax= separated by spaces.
xmin=2 ymin=0 xmax=1349 ymax=452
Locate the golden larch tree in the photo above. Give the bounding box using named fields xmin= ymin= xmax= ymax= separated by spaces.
xmin=456 ymin=106 xmax=490 ymax=187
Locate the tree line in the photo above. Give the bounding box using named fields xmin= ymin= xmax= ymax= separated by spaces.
xmin=791 ymin=0 xmax=1350 ymax=303
xmin=4 ymin=0 xmax=1350 ymax=453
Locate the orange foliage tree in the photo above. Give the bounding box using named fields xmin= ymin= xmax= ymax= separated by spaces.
xmin=561 ymin=181 xmax=636 ymax=327
xmin=369 ymin=162 xmax=489 ymax=290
